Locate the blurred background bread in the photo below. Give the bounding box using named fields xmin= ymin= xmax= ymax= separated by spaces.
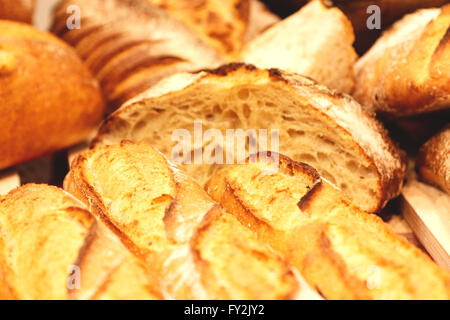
xmin=0 ymin=0 xmax=36 ymax=23
xmin=0 ymin=20 xmax=104 ymax=171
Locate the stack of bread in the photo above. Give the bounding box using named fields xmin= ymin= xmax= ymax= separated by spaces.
xmin=0 ymin=0 xmax=449 ymax=300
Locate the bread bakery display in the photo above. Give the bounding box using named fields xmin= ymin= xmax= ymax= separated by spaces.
xmin=0 ymin=21 xmax=104 ymax=170
xmin=0 ymin=0 xmax=36 ymax=23
xmin=206 ymin=153 xmax=450 ymax=299
xmin=417 ymin=126 xmax=450 ymax=194
xmin=353 ymin=4 xmax=450 ymax=118
xmin=0 ymin=0 xmax=448 ymax=301
xmin=65 ymin=141 xmax=319 ymax=300
xmin=93 ymin=63 xmax=406 ymax=213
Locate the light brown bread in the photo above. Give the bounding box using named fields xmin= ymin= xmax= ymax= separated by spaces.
xmin=206 ymin=153 xmax=450 ymax=300
xmin=147 ymin=0 xmax=278 ymax=59
xmin=241 ymin=0 xmax=358 ymax=93
xmin=93 ymin=63 xmax=406 ymax=213
xmin=65 ymin=141 xmax=319 ymax=300
xmin=52 ymin=0 xmax=223 ymax=112
xmin=0 ymin=21 xmax=104 ymax=170
xmin=353 ymin=5 xmax=450 ymax=117
xmin=0 ymin=184 xmax=161 ymax=300
xmin=417 ymin=125 xmax=450 ymax=194
xmin=0 ymin=0 xmax=36 ymax=23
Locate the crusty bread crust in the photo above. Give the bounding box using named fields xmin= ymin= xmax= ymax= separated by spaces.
xmin=0 ymin=184 xmax=161 ymax=300
xmin=206 ymin=153 xmax=450 ymax=299
xmin=0 ymin=0 xmax=36 ymax=23
xmin=417 ymin=125 xmax=450 ymax=194
xmin=66 ymin=141 xmax=306 ymax=300
xmin=353 ymin=5 xmax=450 ymax=117
xmin=94 ymin=63 xmax=406 ymax=213
xmin=0 ymin=21 xmax=104 ymax=170
xmin=52 ymin=0 xmax=223 ymax=112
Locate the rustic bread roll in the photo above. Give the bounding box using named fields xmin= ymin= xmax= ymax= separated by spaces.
xmin=206 ymin=153 xmax=450 ymax=300
xmin=0 ymin=0 xmax=36 ymax=23
xmin=353 ymin=5 xmax=450 ymax=117
xmin=0 ymin=21 xmax=104 ymax=170
xmin=417 ymin=125 xmax=450 ymax=194
xmin=0 ymin=184 xmax=161 ymax=300
xmin=52 ymin=0 xmax=224 ymax=112
xmin=241 ymin=0 xmax=358 ymax=93
xmin=147 ymin=0 xmax=279 ymax=59
xmin=93 ymin=63 xmax=406 ymax=213
xmin=65 ymin=141 xmax=320 ymax=300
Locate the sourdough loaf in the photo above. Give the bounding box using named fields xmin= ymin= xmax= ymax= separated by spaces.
xmin=353 ymin=5 xmax=450 ymax=117
xmin=52 ymin=0 xmax=224 ymax=112
xmin=0 ymin=184 xmax=161 ymax=300
xmin=65 ymin=141 xmax=319 ymax=300
xmin=417 ymin=125 xmax=450 ymax=194
xmin=93 ymin=63 xmax=406 ymax=213
xmin=241 ymin=0 xmax=358 ymax=93
xmin=206 ymin=153 xmax=450 ymax=300
xmin=0 ymin=0 xmax=36 ymax=23
xmin=0 ymin=21 xmax=104 ymax=170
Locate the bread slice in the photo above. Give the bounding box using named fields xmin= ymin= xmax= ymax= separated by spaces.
xmin=93 ymin=63 xmax=406 ymax=213
xmin=206 ymin=153 xmax=450 ymax=300
xmin=52 ymin=0 xmax=223 ymax=112
xmin=66 ymin=141 xmax=316 ymax=300
xmin=0 ymin=184 xmax=161 ymax=300
xmin=241 ymin=0 xmax=358 ymax=93
xmin=353 ymin=5 xmax=450 ymax=117
xmin=417 ymin=125 xmax=450 ymax=194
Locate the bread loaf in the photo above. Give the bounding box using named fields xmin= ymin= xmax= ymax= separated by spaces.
xmin=206 ymin=153 xmax=450 ymax=300
xmin=93 ymin=63 xmax=406 ymax=213
xmin=417 ymin=125 xmax=450 ymax=194
xmin=65 ymin=141 xmax=320 ymax=300
xmin=147 ymin=0 xmax=279 ymax=59
xmin=52 ymin=0 xmax=224 ymax=112
xmin=0 ymin=21 xmax=104 ymax=170
xmin=0 ymin=0 xmax=36 ymax=23
xmin=353 ymin=5 xmax=450 ymax=117
xmin=0 ymin=184 xmax=162 ymax=300
xmin=241 ymin=0 xmax=358 ymax=93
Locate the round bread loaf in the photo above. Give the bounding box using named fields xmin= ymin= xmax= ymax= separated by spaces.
xmin=0 ymin=0 xmax=36 ymax=23
xmin=0 ymin=21 xmax=105 ymax=170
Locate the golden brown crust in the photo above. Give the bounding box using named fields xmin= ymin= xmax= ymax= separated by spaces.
xmin=52 ymin=0 xmax=223 ymax=113
xmin=0 ymin=0 xmax=36 ymax=23
xmin=353 ymin=5 xmax=450 ymax=118
xmin=417 ymin=125 xmax=450 ymax=194
xmin=66 ymin=141 xmax=303 ymax=300
xmin=0 ymin=21 xmax=105 ymax=170
xmin=206 ymin=153 xmax=450 ymax=299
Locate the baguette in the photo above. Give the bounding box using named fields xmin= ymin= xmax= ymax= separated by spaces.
xmin=206 ymin=153 xmax=450 ymax=300
xmin=353 ymin=5 xmax=450 ymax=117
xmin=417 ymin=125 xmax=450 ymax=194
xmin=0 ymin=21 xmax=104 ymax=170
xmin=52 ymin=0 xmax=224 ymax=112
xmin=241 ymin=0 xmax=358 ymax=93
xmin=0 ymin=184 xmax=161 ymax=300
xmin=0 ymin=0 xmax=36 ymax=23
xmin=93 ymin=63 xmax=406 ymax=213
xmin=65 ymin=141 xmax=319 ymax=300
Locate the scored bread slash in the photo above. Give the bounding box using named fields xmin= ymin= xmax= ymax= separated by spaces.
xmin=401 ymin=180 xmax=450 ymax=271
